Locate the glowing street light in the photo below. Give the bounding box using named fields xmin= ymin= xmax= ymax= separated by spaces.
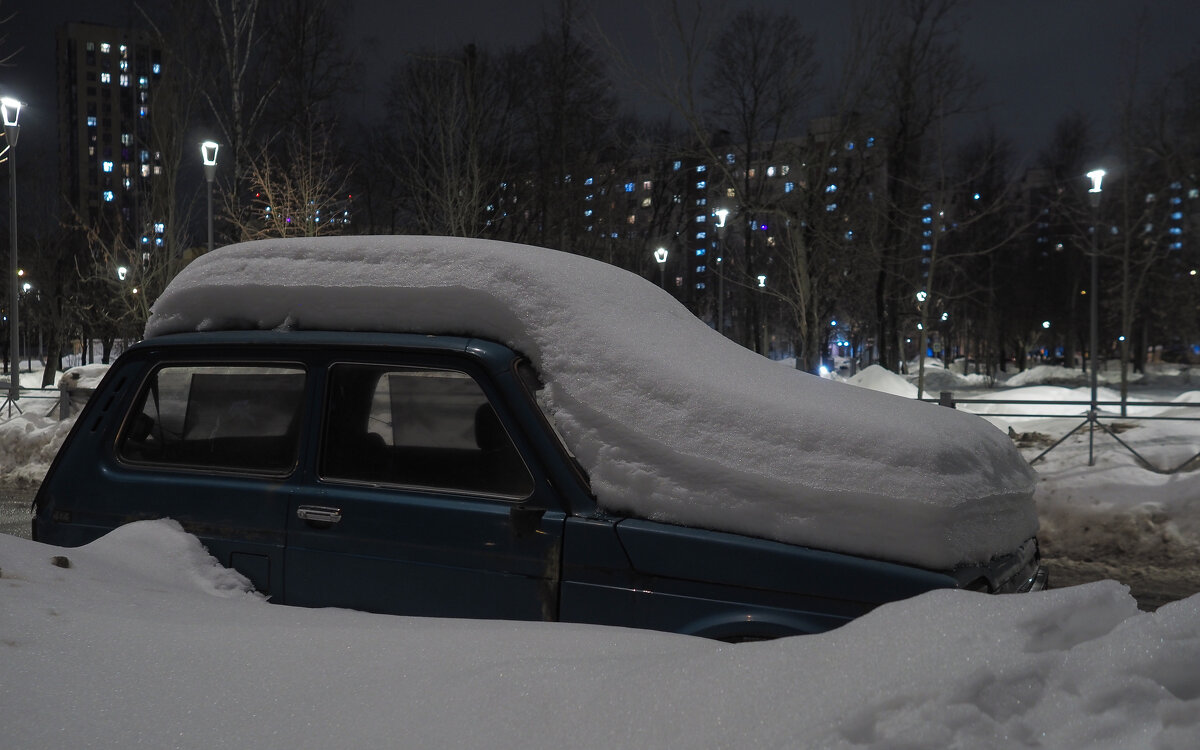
xmin=2 ymin=96 xmax=22 ymax=409
xmin=654 ymin=246 xmax=668 ymax=289
xmin=201 ymin=141 xmax=219 ymax=254
xmin=713 ymin=206 xmax=730 ymax=335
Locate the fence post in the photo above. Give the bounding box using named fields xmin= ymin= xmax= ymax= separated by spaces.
xmin=938 ymin=391 xmax=956 ymax=409
xmin=59 ymin=385 xmax=71 ymax=421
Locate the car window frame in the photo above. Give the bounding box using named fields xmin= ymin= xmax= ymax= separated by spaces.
xmin=113 ymin=359 xmax=309 ymax=479
xmin=316 ymin=357 xmax=536 ymax=502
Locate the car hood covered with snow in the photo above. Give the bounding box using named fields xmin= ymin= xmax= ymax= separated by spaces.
xmin=145 ymin=236 xmax=1037 ymax=570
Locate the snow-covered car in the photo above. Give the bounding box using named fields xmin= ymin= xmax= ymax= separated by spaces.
xmin=33 ymin=236 xmax=1045 ymax=639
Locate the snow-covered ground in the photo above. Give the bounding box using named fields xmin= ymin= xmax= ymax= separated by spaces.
xmin=2 ymin=230 xmax=1198 ymax=747
xmin=2 ymin=360 xmax=1199 ymax=747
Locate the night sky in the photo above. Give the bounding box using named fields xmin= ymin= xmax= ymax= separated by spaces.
xmin=5 ymin=0 xmax=1200 ymax=172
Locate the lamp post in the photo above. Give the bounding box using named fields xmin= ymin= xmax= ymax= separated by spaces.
xmin=654 ymin=246 xmax=668 ymax=289
xmin=20 ymin=278 xmax=30 ymax=372
xmin=757 ymin=274 xmax=768 ymax=355
xmin=2 ymin=96 xmax=21 ymax=409
xmin=1086 ymin=168 xmax=1105 ymax=466
xmin=201 ymin=141 xmax=219 ymax=254
xmin=713 ymin=207 xmax=729 ymax=334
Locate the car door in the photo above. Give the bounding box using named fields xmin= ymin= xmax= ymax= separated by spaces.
xmin=103 ymin=359 xmax=308 ymax=597
xmin=284 ymin=355 xmax=566 ymax=621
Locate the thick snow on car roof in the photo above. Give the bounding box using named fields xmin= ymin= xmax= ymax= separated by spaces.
xmin=146 ymin=236 xmax=1037 ymax=569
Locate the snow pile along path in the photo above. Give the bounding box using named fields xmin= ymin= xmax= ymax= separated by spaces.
xmin=2 ymin=521 xmax=1198 ymax=749
xmin=145 ymin=236 xmax=1037 ymax=569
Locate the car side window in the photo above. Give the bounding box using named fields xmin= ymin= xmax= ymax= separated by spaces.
xmin=117 ymin=364 xmax=307 ymax=474
xmin=320 ymin=364 xmax=534 ymax=499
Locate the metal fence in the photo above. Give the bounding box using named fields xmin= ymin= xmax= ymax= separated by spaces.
xmin=925 ymin=391 xmax=1200 ymax=474
xmin=0 ymin=383 xmax=93 ymax=421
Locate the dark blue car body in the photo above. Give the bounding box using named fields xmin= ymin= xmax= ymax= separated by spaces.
xmin=33 ymin=330 xmax=1040 ymax=639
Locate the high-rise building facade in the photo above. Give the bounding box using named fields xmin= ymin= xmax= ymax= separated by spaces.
xmin=56 ymin=22 xmax=163 ymax=245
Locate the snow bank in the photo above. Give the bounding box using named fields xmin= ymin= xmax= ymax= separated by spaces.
xmin=847 ymin=364 xmax=919 ymax=398
xmin=145 ymin=236 xmax=1036 ymax=569
xmin=2 ymin=521 xmax=1198 ymax=749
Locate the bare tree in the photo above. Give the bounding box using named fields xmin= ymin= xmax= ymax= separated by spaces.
xmin=226 ymin=136 xmax=348 ymax=240
xmin=382 ymin=44 xmax=514 ymax=237
xmin=859 ymin=0 xmax=980 ymax=371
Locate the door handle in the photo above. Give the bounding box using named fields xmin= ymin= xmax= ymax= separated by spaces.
xmin=297 ymin=505 xmax=343 ymax=525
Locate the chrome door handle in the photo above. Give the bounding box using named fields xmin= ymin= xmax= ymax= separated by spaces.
xmin=297 ymin=505 xmax=343 ymax=525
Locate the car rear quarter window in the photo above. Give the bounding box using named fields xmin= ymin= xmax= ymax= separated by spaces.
xmin=320 ymin=364 xmax=534 ymax=499
xmin=117 ymin=364 xmax=306 ymax=474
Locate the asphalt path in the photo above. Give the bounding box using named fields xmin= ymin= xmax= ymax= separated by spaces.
xmin=3 ymin=480 xmax=1196 ymax=611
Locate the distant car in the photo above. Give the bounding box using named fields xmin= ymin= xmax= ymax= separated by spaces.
xmin=34 ymin=236 xmax=1046 ymax=640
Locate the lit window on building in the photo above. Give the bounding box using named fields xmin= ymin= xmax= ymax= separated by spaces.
xmin=748 ymin=168 xmax=756 ymax=178
xmin=87 ymin=116 xmax=98 ymax=127
xmin=102 ymin=161 xmax=114 ymax=172
xmin=627 ymin=214 xmax=636 ymax=224
xmin=153 ymin=63 xmax=161 ymax=74
xmin=103 ymin=190 xmax=114 ymax=202
xmin=767 ymin=166 xmax=776 ymax=177
xmin=641 ymin=197 xmax=651 ymax=207
xmin=696 ymin=283 xmax=706 ymax=290
xmin=696 ymin=249 xmax=706 ymax=256
xmin=825 ymin=184 xmax=837 ymax=193
xmin=784 ymin=182 xmax=794 ymax=193
xmin=154 ymin=222 xmax=165 ymax=233
xmin=845 ymin=141 xmax=855 ymax=150
xmin=696 ymin=180 xmax=706 ymax=189
xmin=101 ymin=72 xmax=111 ymax=83
xmin=696 ymin=164 xmax=706 ymax=173
xmin=120 ymin=74 xmax=130 ymax=87
xmin=584 ymin=209 xmax=593 ymax=217
xmin=696 ymin=231 xmax=707 ymax=239
xmin=100 ymin=42 xmax=111 ymax=53
xmin=624 ymin=182 xmax=635 ymax=193
xmin=673 ymin=160 xmax=682 ymax=171
xmin=696 ymin=265 xmax=706 ymax=273
xmin=584 ymin=177 xmax=593 ymax=185
xmin=139 ymin=76 xmax=148 ymax=88
xmin=695 ymin=214 xmax=706 ymax=223
xmin=139 ymin=106 xmax=148 ymax=117
xmin=826 ymin=203 xmax=837 ymax=212
xmin=726 ymin=188 xmax=736 ymax=198
xmin=866 ymin=137 xmax=875 ymax=147
xmin=643 ymin=180 xmax=652 ymax=190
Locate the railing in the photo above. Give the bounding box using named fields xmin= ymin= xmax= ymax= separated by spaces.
xmin=925 ymin=391 xmax=1200 ymax=474
xmin=0 ymin=382 xmax=94 ymax=421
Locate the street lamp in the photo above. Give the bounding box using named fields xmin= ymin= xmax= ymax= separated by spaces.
xmin=201 ymin=141 xmax=219 ymax=254
xmin=2 ymin=96 xmax=22 ymax=410
xmin=757 ymin=274 xmax=768 ymax=355
xmin=654 ymin=246 xmax=668 ymax=289
xmin=713 ymin=207 xmax=729 ymax=334
xmin=1086 ymin=168 xmax=1105 ymax=465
